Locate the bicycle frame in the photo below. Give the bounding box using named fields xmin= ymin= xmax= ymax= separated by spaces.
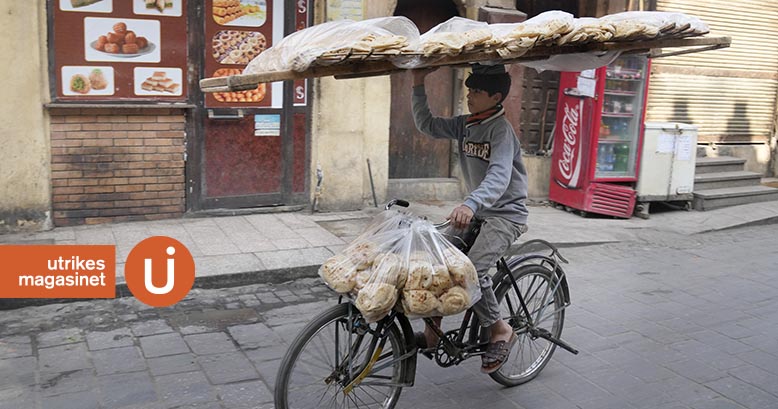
xmin=335 ymin=244 xmax=573 ymax=392
xmin=331 ymin=201 xmax=576 ymax=392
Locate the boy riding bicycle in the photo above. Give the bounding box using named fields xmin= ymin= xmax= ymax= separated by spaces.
xmin=411 ymin=64 xmax=529 ymax=373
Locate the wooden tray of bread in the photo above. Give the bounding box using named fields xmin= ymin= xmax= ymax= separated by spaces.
xmin=200 ymin=35 xmax=729 ymax=93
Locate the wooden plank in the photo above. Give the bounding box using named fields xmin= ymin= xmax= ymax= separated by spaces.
xmin=200 ymin=36 xmax=731 ymax=93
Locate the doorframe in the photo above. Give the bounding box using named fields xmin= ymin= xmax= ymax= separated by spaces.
xmin=185 ymin=0 xmax=203 ymax=212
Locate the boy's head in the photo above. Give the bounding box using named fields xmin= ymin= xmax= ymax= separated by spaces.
xmin=465 ymin=64 xmax=511 ymax=113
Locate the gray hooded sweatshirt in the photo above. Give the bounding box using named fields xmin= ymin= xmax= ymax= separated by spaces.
xmin=412 ymin=85 xmax=528 ymax=225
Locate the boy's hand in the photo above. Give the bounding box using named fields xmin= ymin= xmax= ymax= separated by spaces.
xmin=411 ymin=67 xmax=438 ymax=87
xmin=448 ymin=205 xmax=474 ymax=229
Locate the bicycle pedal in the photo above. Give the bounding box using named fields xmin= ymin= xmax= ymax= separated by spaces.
xmin=418 ymin=347 xmax=434 ymax=360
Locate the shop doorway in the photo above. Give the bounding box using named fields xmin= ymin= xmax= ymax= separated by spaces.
xmin=191 ymin=0 xmax=311 ymax=211
xmin=389 ymin=0 xmax=459 ymax=179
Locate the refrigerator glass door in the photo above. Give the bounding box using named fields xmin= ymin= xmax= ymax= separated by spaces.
xmin=595 ymin=55 xmax=648 ymax=179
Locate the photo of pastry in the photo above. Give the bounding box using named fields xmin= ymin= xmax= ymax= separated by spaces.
xmin=60 ymin=0 xmax=112 ymax=13
xmin=212 ymin=68 xmax=265 ymax=103
xmin=212 ymin=0 xmax=267 ymax=27
xmin=133 ymin=67 xmax=183 ymax=96
xmin=84 ymin=17 xmax=161 ymax=63
xmin=212 ymin=30 xmax=266 ymax=65
xmin=133 ymin=0 xmax=182 ymax=17
xmin=62 ymin=66 xmax=115 ymax=96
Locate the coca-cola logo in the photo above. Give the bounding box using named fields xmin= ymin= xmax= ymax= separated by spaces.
xmin=557 ymin=100 xmax=582 ymax=188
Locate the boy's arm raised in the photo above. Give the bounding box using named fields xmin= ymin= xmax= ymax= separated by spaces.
xmin=410 ymin=69 xmax=463 ymax=140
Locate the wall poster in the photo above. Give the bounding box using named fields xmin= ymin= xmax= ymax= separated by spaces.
xmin=326 ymin=0 xmax=364 ymax=21
xmin=52 ymin=0 xmax=188 ymax=101
xmin=204 ymin=0 xmax=283 ymax=108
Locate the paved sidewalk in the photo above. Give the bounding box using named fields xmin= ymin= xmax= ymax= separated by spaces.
xmin=1 ymin=199 xmax=778 ymax=305
xmin=2 ymin=223 xmax=778 ymax=409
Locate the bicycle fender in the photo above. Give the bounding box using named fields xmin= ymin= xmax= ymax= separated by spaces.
xmin=395 ymin=313 xmax=418 ymax=387
xmin=502 ymin=255 xmax=571 ymax=304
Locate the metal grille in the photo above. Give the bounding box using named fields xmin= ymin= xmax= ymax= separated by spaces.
xmin=588 ymin=183 xmax=636 ymax=217
xmin=647 ymin=0 xmax=778 ymax=143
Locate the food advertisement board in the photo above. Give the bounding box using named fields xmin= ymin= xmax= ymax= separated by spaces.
xmin=204 ymin=0 xmax=277 ymax=108
xmin=53 ymin=0 xmax=188 ymax=101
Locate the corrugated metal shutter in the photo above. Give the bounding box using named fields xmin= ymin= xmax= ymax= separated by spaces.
xmin=646 ymin=0 xmax=778 ymax=142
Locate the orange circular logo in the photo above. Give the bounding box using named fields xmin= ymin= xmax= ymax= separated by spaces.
xmin=124 ymin=236 xmax=195 ymax=307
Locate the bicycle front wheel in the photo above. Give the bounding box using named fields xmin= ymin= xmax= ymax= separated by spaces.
xmin=274 ymin=302 xmax=408 ymax=409
xmin=489 ymin=264 xmax=566 ymax=386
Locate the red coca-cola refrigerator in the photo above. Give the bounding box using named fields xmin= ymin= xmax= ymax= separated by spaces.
xmin=549 ymin=54 xmax=651 ymax=218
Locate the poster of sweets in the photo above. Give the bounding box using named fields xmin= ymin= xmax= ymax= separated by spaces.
xmin=84 ymin=17 xmax=161 ymax=63
xmin=204 ymin=0 xmax=277 ymax=108
xmin=52 ymin=0 xmax=187 ymax=101
xmin=60 ymin=0 xmax=113 ymax=13
xmin=133 ymin=67 xmax=183 ymax=96
xmin=133 ymin=0 xmax=183 ymax=17
xmin=212 ymin=0 xmax=267 ymax=27
xmin=61 ymin=66 xmax=115 ymax=96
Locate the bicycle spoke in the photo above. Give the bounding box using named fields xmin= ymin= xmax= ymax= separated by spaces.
xmin=280 ymin=305 xmax=403 ymax=409
xmin=347 ymin=390 xmax=364 ymax=408
xmin=363 ymin=383 xmax=392 ymax=405
xmin=534 ymin=305 xmax=566 ymax=327
xmin=492 ymin=266 xmax=565 ymax=385
xmin=354 ymin=385 xmax=384 ymax=407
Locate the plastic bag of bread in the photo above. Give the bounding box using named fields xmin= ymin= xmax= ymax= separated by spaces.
xmin=318 ymin=210 xmax=407 ymax=294
xmin=394 ymin=220 xmax=481 ymax=319
xmin=244 ymin=17 xmax=420 ymax=73
xmin=504 ymin=10 xmax=575 ymax=46
xmin=319 ymin=209 xmax=481 ymax=322
xmin=417 ymin=17 xmax=493 ymax=57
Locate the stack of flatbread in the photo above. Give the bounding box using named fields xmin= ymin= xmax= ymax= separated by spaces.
xmin=326 ymin=33 xmax=411 ymax=57
xmin=244 ymin=11 xmax=712 ymax=74
xmin=599 ymin=11 xmax=681 ymax=41
xmin=418 ymin=28 xmax=494 ymax=56
xmin=491 ymin=10 xmax=575 ymax=57
xmin=557 ymin=17 xmax=616 ymax=45
xmin=505 ymin=11 xmax=575 ymax=46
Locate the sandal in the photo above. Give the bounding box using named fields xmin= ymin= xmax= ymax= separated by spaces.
xmin=414 ymin=331 xmax=435 ymax=360
xmin=481 ymin=333 xmax=517 ymax=374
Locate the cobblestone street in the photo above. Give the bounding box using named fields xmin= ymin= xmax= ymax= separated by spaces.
xmin=1 ymin=224 xmax=778 ymax=409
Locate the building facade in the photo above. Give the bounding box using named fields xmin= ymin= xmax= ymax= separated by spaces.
xmin=2 ymin=0 xmax=776 ymax=233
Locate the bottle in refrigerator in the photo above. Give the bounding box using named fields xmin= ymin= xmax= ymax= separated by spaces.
xmin=599 ymin=144 xmax=615 ymax=172
xmin=614 ymin=143 xmax=629 ymax=172
xmin=597 ymin=144 xmax=606 ymax=171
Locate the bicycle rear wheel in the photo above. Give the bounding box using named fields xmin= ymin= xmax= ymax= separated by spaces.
xmin=489 ymin=264 xmax=566 ymax=386
xmin=274 ymin=302 xmax=408 ymax=409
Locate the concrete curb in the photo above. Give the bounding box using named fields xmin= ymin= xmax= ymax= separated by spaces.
xmin=0 ymin=240 xmax=612 ymax=310
xmin=697 ymin=215 xmax=778 ymax=234
xmin=0 ymin=265 xmax=323 ymax=311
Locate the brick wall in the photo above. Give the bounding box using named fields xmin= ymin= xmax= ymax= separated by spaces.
xmin=49 ymin=107 xmax=187 ymax=226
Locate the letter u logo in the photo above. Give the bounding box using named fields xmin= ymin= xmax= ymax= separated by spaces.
xmin=125 ymin=236 xmax=195 ymax=308
xmin=144 ymin=246 xmax=176 ymax=295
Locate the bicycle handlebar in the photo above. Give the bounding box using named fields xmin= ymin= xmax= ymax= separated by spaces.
xmin=385 ymin=198 xmax=450 ymax=229
xmin=384 ymin=199 xmax=409 ymax=210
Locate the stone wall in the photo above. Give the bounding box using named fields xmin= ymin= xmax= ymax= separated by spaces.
xmin=0 ymin=0 xmax=50 ymax=232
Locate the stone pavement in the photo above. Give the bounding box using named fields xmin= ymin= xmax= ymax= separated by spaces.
xmin=1 ymin=223 xmax=777 ymax=409
xmin=1 ymin=199 xmax=778 ymax=308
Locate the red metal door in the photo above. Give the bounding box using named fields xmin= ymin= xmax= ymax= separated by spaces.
xmin=194 ymin=0 xmax=310 ymax=210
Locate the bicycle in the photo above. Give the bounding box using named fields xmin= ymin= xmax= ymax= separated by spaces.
xmin=274 ymin=199 xmax=579 ymax=409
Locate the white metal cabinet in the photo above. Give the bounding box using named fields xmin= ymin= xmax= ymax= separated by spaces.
xmin=635 ymin=122 xmax=698 ymax=217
